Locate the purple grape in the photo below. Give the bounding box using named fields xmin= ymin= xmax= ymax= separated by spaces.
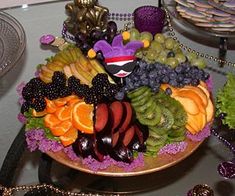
xmin=107 ymin=21 xmax=117 ymax=32
xmin=96 ymin=51 xmax=105 ymax=61
xmin=75 ymin=32 xmax=86 ymax=44
xmin=90 ymin=29 xmax=103 ymax=41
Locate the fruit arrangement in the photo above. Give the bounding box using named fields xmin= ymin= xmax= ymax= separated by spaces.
xmin=18 ymin=27 xmax=214 ymax=170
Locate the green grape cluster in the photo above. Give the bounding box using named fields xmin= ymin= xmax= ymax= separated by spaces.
xmin=129 ymin=28 xmax=206 ymax=69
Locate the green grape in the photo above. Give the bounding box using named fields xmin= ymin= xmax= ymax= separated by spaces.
xmin=186 ymin=52 xmax=197 ymax=62
xmin=159 ymin=50 xmax=168 ymax=56
xmin=146 ymin=49 xmax=159 ymax=61
xmin=165 ymin=57 xmax=179 ymax=68
xmin=157 ymin=54 xmax=167 ymax=64
xmin=129 ymin=28 xmax=140 ymax=40
xmin=135 ymin=50 xmax=143 ymax=58
xmin=140 ymin=31 xmax=153 ymax=42
xmin=173 ymin=47 xmax=183 ymax=54
xmin=191 ymin=58 xmax=207 ymax=69
xmin=165 ymin=38 xmax=176 ymax=50
xmin=175 ymin=53 xmax=186 ymax=63
xmin=173 ymin=41 xmax=180 ymax=51
xmin=154 ymin=33 xmax=165 ymax=44
xmin=150 ymin=40 xmax=163 ymax=53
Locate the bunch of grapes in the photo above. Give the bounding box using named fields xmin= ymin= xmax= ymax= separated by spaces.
xmin=75 ymin=21 xmax=118 ymax=55
xmin=115 ymin=60 xmax=210 ymax=100
xmin=128 ymin=28 xmax=207 ymax=69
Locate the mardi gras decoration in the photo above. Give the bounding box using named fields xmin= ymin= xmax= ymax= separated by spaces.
xmin=88 ymin=32 xmax=148 ymax=78
xmin=65 ymin=0 xmax=109 ymax=35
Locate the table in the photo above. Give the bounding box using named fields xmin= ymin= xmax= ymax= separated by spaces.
xmin=0 ymin=0 xmax=235 ymax=195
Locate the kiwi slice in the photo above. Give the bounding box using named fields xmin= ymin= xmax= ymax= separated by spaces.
xmin=134 ymin=98 xmax=154 ymax=114
xmin=154 ymin=107 xmax=174 ymax=132
xmin=146 ymin=135 xmax=167 ymax=146
xmin=127 ymin=86 xmax=150 ymax=99
xmin=143 ymin=102 xmax=159 ymax=119
xmin=131 ymin=93 xmax=152 ymax=107
xmin=167 ymin=135 xmax=186 ymax=143
xmin=167 ymin=98 xmax=187 ymax=128
xmin=149 ymin=126 xmax=169 ymax=136
xmin=130 ymin=88 xmax=152 ymax=103
xmin=168 ymin=128 xmax=186 ymax=138
xmin=137 ymin=104 xmax=161 ymax=126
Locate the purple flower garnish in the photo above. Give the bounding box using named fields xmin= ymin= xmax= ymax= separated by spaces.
xmin=16 ymin=82 xmax=26 ymax=105
xmin=25 ymin=129 xmax=63 ymax=152
xmin=186 ymin=123 xmax=211 ymax=142
xmin=17 ymin=113 xmax=27 ymax=124
xmin=158 ymin=142 xmax=188 ymax=155
xmin=63 ymin=146 xmax=80 ymax=161
xmin=218 ymin=160 xmax=235 ymax=179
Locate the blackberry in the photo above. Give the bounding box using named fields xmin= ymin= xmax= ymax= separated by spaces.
xmin=74 ymin=84 xmax=90 ymax=98
xmin=33 ymin=98 xmax=46 ymax=112
xmin=29 ymin=78 xmax=46 ymax=90
xmin=92 ymin=73 xmax=109 ymax=87
xmin=52 ymin=71 xmax=66 ymax=87
xmin=68 ymin=76 xmax=80 ymax=92
xmin=45 ymin=83 xmax=60 ymax=100
xmin=59 ymin=86 xmax=72 ymax=98
xmin=22 ymin=84 xmax=34 ymax=101
xmin=84 ymin=91 xmax=102 ymax=104
xmin=21 ymin=101 xmax=31 ymax=114
xmin=33 ymin=88 xmax=45 ymax=98
xmin=104 ymin=84 xmax=120 ymax=98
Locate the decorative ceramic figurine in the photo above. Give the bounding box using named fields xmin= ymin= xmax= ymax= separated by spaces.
xmin=65 ymin=0 xmax=109 ymax=35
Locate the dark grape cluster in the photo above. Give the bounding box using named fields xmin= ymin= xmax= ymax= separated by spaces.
xmin=75 ymin=21 xmax=118 ymax=55
xmin=116 ymin=60 xmax=210 ymax=99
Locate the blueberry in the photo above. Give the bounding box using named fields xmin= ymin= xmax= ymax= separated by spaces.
xmin=175 ymin=66 xmax=183 ymax=73
xmin=161 ymin=75 xmax=170 ymax=83
xmin=115 ymin=91 xmax=125 ymax=100
xmin=165 ymin=87 xmax=172 ymax=95
xmin=169 ymin=72 xmax=177 ymax=79
xmin=142 ymin=78 xmax=149 ymax=86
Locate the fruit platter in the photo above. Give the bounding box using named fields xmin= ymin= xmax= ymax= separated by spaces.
xmin=17 ymin=2 xmax=215 ymax=177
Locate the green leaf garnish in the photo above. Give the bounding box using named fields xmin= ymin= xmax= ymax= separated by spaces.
xmin=216 ymin=73 xmax=235 ymax=129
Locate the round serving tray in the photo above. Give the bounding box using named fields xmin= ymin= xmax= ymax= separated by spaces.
xmin=0 ymin=11 xmax=26 ymax=78
xmin=163 ymin=0 xmax=235 ymax=38
xmin=47 ymin=138 xmax=203 ymax=177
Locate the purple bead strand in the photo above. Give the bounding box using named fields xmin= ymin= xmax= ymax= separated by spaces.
xmin=61 ymin=23 xmax=76 ymax=42
xmin=211 ymin=129 xmax=235 ymax=154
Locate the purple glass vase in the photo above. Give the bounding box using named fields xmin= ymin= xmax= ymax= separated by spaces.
xmin=133 ymin=6 xmax=165 ymax=35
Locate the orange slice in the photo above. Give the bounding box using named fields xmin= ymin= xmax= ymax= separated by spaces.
xmin=60 ymin=127 xmax=78 ymax=146
xmin=54 ymin=98 xmax=67 ymax=107
xmin=45 ymin=99 xmax=57 ymax=113
xmin=68 ymin=98 xmax=81 ymax=106
xmin=55 ymin=106 xmax=73 ymax=121
xmin=32 ymin=109 xmax=47 ymax=117
xmin=50 ymin=121 xmax=72 ymax=137
xmin=44 ymin=114 xmax=61 ymax=129
xmin=72 ymin=102 xmax=94 ymax=134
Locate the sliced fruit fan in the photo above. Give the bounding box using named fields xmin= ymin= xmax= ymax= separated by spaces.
xmin=18 ymin=18 xmax=214 ymax=168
